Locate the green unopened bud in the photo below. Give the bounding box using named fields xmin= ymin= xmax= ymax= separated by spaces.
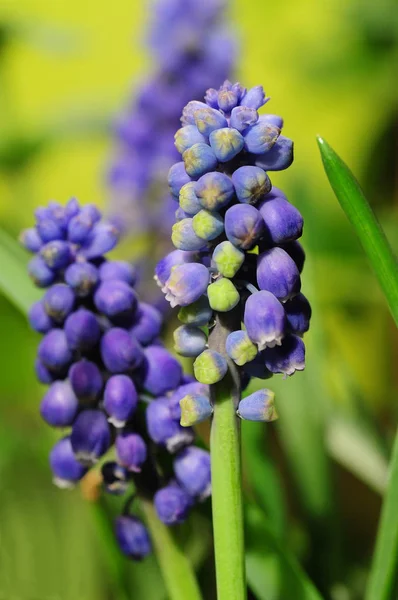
xmin=193 ymin=349 xmax=228 ymax=384
xmin=226 ymin=330 xmax=258 ymax=366
xmin=180 ymin=393 xmax=213 ymax=427
xmin=212 ymin=241 xmax=245 ymax=278
xmin=207 ymin=278 xmax=240 ymax=312
xmin=192 ymin=209 xmax=224 ymax=241
xmin=178 ymin=296 xmax=213 ymax=326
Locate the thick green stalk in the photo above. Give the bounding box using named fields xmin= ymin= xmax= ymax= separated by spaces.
xmin=142 ymin=500 xmax=203 ymax=600
xmin=210 ymin=312 xmax=246 ymax=600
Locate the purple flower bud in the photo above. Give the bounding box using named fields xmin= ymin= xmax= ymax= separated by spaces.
xmin=260 ymin=114 xmax=283 ymax=129
xmin=243 ymin=122 xmax=280 ymax=155
xmin=173 ymin=325 xmax=207 ymax=358
xmin=67 ymin=212 xmax=93 ymax=244
xmin=146 ymin=398 xmax=194 ymax=452
xmin=217 ymin=84 xmax=241 ymax=112
xmin=40 ymin=240 xmax=72 ymax=270
xmin=193 ymin=106 xmax=228 ymax=136
xmin=38 ymin=329 xmax=73 ymax=373
xmin=175 ymin=207 xmax=191 ymax=221
xmin=241 ymin=85 xmax=267 ymax=110
xmin=154 ymin=249 xmax=197 ymax=287
xmin=284 ymin=293 xmax=311 ymax=336
xmin=71 ymin=409 xmax=111 ymax=464
xmin=99 ymin=261 xmax=137 ymax=286
xmin=237 ymin=389 xmax=277 ymax=421
xmin=225 ymin=204 xmax=265 ymax=250
xmin=243 ymin=352 xmax=273 ymax=380
xmin=174 ymin=125 xmax=207 ymax=153
xmin=232 ymin=166 xmax=271 ymax=205
xmin=193 ymin=349 xmax=228 ymax=384
xmin=142 ymin=345 xmax=182 ymax=396
xmin=254 ymin=136 xmax=294 ymax=171
xmin=65 ymin=197 xmax=80 ymax=220
xmin=116 ymin=432 xmax=147 ymax=471
xmin=50 ymin=436 xmax=87 ymax=488
xmin=168 ymin=161 xmax=192 ymax=198
xmin=154 ymin=483 xmax=192 ymax=525
xmin=244 ymin=291 xmax=286 ymax=349
xmin=264 ymin=334 xmax=305 ymax=376
xmin=69 ymin=359 xmax=103 ymax=404
xmin=115 ymin=516 xmax=152 ymax=560
xmin=178 ymin=296 xmax=213 ymax=327
xmin=64 ymin=309 xmax=101 ymax=351
xmin=258 ymin=195 xmax=303 ymax=244
xmin=44 ymin=284 xmax=75 ymax=323
xmin=94 ymin=280 xmax=138 ymax=324
xmin=79 ymin=223 xmax=119 ymax=259
xmin=195 ymin=171 xmax=235 ymax=211
xmin=171 ymin=218 xmax=207 ymax=251
xmin=181 ymin=100 xmax=208 ymax=126
xmin=40 ymin=381 xmax=78 ymax=427
xmin=101 ymin=328 xmax=144 ymax=373
xmin=35 ymin=358 xmax=55 ymax=384
xmin=226 ymin=330 xmax=258 ymax=366
xmin=64 ymin=262 xmax=98 ymax=297
xmin=230 ymin=106 xmax=258 ymax=132
xmin=179 ymin=393 xmax=213 ymax=427
xmin=28 ymin=255 xmax=56 ymax=288
xmin=104 ymin=374 xmax=138 ymax=427
xmin=209 ymin=128 xmax=244 ymax=162
xmin=182 ymin=143 xmax=218 ymax=179
xmin=101 ymin=461 xmax=128 ymax=495
xmin=169 ymin=382 xmax=209 ymax=420
xmin=204 ymin=88 xmax=219 ymax=108
xmin=179 ymin=182 xmax=202 ymax=216
xmin=19 ymin=227 xmax=42 ymax=252
xmin=163 ymin=263 xmax=209 ymax=307
xmin=28 ymin=300 xmax=53 ymax=333
xmin=174 ymin=447 xmax=211 ymax=499
xmin=130 ymin=303 xmax=162 ymax=346
xmin=37 ymin=218 xmax=65 ymax=243
xmin=257 ymin=247 xmax=301 ymax=301
xmin=279 ymin=240 xmax=305 ymax=273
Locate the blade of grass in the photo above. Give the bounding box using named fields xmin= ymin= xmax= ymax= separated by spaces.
xmin=316 ymin=136 xmax=398 ymax=325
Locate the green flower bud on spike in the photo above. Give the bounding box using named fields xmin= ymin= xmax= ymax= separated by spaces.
xmin=192 ymin=210 xmax=224 ymax=241
xmin=178 ymin=296 xmax=213 ymax=326
xmin=193 ymin=349 xmax=228 ymax=384
xmin=226 ymin=330 xmax=258 ymax=366
xmin=207 ymin=278 xmax=240 ymax=312
xmin=180 ymin=393 xmax=213 ymax=427
xmin=212 ymin=241 xmax=245 ymax=278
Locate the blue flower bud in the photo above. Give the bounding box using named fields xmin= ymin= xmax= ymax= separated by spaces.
xmin=207 ymin=278 xmax=240 ymax=312
xmin=79 ymin=223 xmax=119 ymax=259
xmin=209 ymin=128 xmax=244 ymax=162
xmin=37 ymin=218 xmax=65 ymax=243
xmin=204 ymin=88 xmax=219 ymax=108
xmin=179 ymin=182 xmax=202 ymax=216
xmin=179 ymin=393 xmax=213 ymax=427
xmin=174 ymin=125 xmax=207 ymax=153
xmin=28 ymin=255 xmax=56 ymax=288
xmin=49 ymin=436 xmax=87 ymax=488
xmin=237 ymin=389 xmax=277 ymax=421
xmin=171 ymin=218 xmax=207 ymax=251
xmin=193 ymin=106 xmax=228 ymax=136
xmin=115 ymin=516 xmax=152 ymax=560
xmin=226 ymin=330 xmax=258 ymax=366
xmin=44 ymin=284 xmax=75 ymax=323
xmin=146 ymin=398 xmax=194 ymax=452
xmin=195 ymin=171 xmax=235 ymax=211
xmin=229 ymin=106 xmax=258 ymax=132
xmin=40 ymin=381 xmax=78 ymax=427
xmin=154 ymin=483 xmax=192 ymax=525
xmin=169 ymin=382 xmax=209 ymax=420
xmin=94 ymin=280 xmax=138 ymax=324
xmin=29 ymin=300 xmax=54 ymax=333
xmin=193 ymin=349 xmax=228 ymax=384
xmin=254 ymin=136 xmax=293 ymax=171
xmin=181 ymin=100 xmax=208 ymax=126
xmin=260 ymin=114 xmax=283 ymax=129
xmin=178 ymin=296 xmax=212 ymax=327
xmin=284 ymin=293 xmax=311 ymax=336
xmin=38 ymin=329 xmax=73 ymax=373
xmin=99 ymin=260 xmax=137 ymax=286
xmin=244 ymin=291 xmax=286 ymax=349
xmin=264 ymin=334 xmax=305 ymax=376
xmin=116 ymin=432 xmax=147 ymax=471
xmin=232 ymin=166 xmax=271 ymax=205
xmin=243 ymin=122 xmax=280 ymax=154
xmin=40 ymin=240 xmax=72 ymax=270
xmin=35 ymin=358 xmax=55 ymax=384
xmin=280 ymin=240 xmax=305 ymax=273
xmin=212 ymin=241 xmax=245 ymax=278
xmin=69 ymin=359 xmax=103 ymax=404
xmin=71 ymin=409 xmax=111 ymax=464
xmin=65 ymin=197 xmax=80 ymax=219
xmin=217 ymin=83 xmax=242 ymax=112
xmin=64 ymin=308 xmax=101 ymax=351
xmin=182 ymin=143 xmax=218 ymax=179
xmin=257 ymin=247 xmax=301 ymax=301
xmin=225 ymin=204 xmax=265 ymax=250
xmin=174 ymin=447 xmax=211 ymax=499
xmin=241 ymin=85 xmax=267 ymax=110
xmin=168 ymin=161 xmax=192 ymax=198
xmin=243 ymin=352 xmax=273 ymax=380
xmin=101 ymin=328 xmax=144 ymax=374
xmin=130 ymin=303 xmax=162 ymax=346
xmin=155 ymin=249 xmax=198 ymax=287
xmin=163 ymin=263 xmax=209 ymax=307
xmin=192 ymin=209 xmax=224 ymax=241
xmin=67 ymin=212 xmax=93 ymax=244
xmin=101 ymin=461 xmax=128 ymax=495
xmin=175 ymin=207 xmax=190 ymax=221
xmin=64 ymin=262 xmax=99 ymax=297
xmin=258 ymin=194 xmax=303 ymax=244
xmin=142 ymin=345 xmax=182 ymax=396
xmin=104 ymin=374 xmax=138 ymax=427
xmin=19 ymin=227 xmax=42 ymax=252
xmin=173 ymin=325 xmax=207 ymax=358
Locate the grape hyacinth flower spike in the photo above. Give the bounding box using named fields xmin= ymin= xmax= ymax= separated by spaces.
xmin=22 ymin=199 xmax=212 ymax=562
xmin=157 ymin=81 xmax=311 ymax=598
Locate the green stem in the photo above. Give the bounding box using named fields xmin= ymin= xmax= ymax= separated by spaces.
xmin=210 ymin=312 xmax=247 ymax=600
xmin=142 ymin=500 xmax=203 ymax=600
xmin=365 ymin=431 xmax=398 ymax=600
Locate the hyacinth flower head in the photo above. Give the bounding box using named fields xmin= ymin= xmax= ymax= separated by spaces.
xmin=21 ymin=199 xmax=212 ymax=560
